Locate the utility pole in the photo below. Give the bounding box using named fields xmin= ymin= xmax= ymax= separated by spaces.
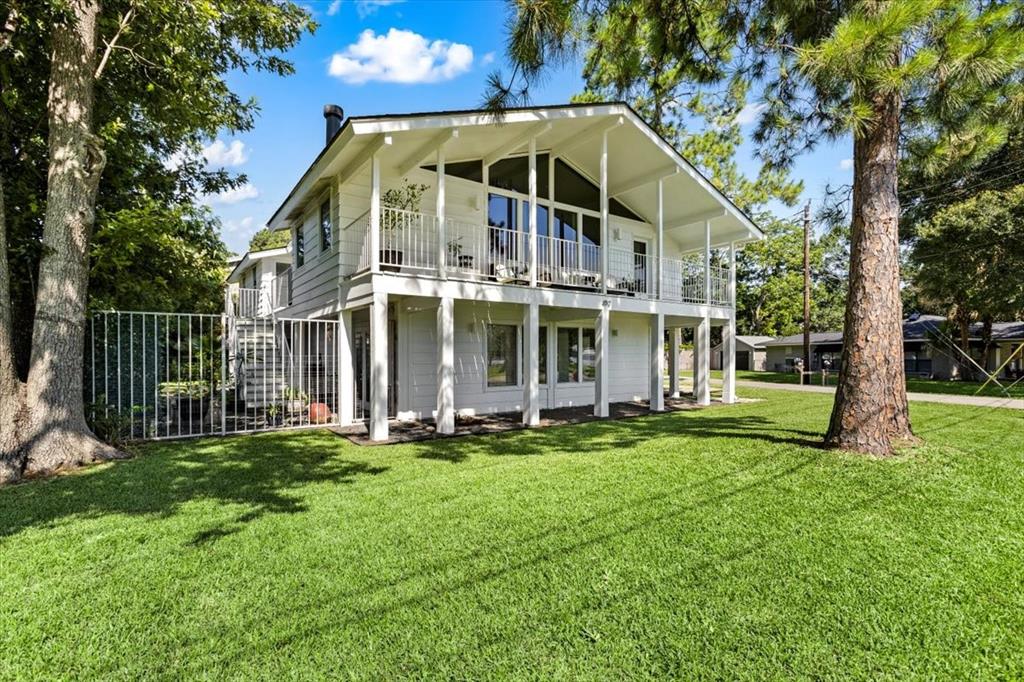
xmin=802 ymin=200 xmax=812 ymax=385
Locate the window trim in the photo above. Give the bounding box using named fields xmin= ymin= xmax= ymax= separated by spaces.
xmin=294 ymin=222 xmax=305 ymax=269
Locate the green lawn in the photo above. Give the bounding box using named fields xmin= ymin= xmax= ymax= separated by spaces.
xmin=2 ymin=390 xmax=1023 ymax=679
xmin=713 ymin=369 xmax=1024 ymax=398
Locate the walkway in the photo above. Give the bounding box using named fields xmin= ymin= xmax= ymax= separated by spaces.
xmin=733 ymin=379 xmax=1024 ymax=411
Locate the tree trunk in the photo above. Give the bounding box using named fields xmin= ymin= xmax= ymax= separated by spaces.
xmin=0 ymin=168 xmax=25 ymax=484
xmin=824 ymin=86 xmax=913 ymax=455
xmin=954 ymin=305 xmax=972 ymax=379
xmin=16 ymin=0 xmax=123 ymax=479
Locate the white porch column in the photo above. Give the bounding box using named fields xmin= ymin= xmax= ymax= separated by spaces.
xmin=523 ymin=302 xmax=540 ymax=425
xmin=703 ymin=218 xmax=712 ymax=304
xmin=600 ymin=130 xmax=609 ymax=294
xmin=370 ymin=154 xmax=381 ymax=273
xmin=649 ymin=313 xmax=665 ymax=411
xmin=528 ymin=137 xmax=538 ymax=287
xmin=656 ymin=178 xmax=664 ymax=299
xmin=337 ymin=308 xmax=354 ymax=426
xmin=436 ymin=147 xmax=447 ymax=279
xmin=594 ymin=303 xmax=610 ymax=417
xmin=669 ymin=327 xmax=681 ymax=398
xmin=369 ymin=291 xmax=389 ymax=441
xmin=694 ymin=317 xmax=711 ymax=405
xmin=436 ymin=297 xmax=455 ymax=434
xmin=722 ymin=242 xmax=737 ymax=403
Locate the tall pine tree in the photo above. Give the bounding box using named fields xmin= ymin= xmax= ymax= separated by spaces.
xmin=487 ymin=0 xmax=1024 ymax=455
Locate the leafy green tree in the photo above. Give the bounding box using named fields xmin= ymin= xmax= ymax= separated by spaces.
xmin=248 ymin=226 xmax=291 ymax=253
xmin=90 ymin=200 xmax=229 ymax=314
xmin=737 ymin=217 xmax=848 ymax=336
xmin=488 ymin=0 xmax=1024 ymax=454
xmin=910 ymin=185 xmax=1024 ymax=375
xmin=0 ymin=0 xmax=314 ymax=483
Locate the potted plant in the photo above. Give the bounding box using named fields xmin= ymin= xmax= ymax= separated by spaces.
xmin=380 ymin=181 xmax=428 ymax=270
xmin=266 ymin=403 xmax=282 ymax=427
xmin=282 ymin=387 xmax=308 ymax=415
xmin=448 ymin=237 xmax=474 ymax=269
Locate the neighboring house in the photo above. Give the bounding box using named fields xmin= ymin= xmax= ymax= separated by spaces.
xmin=763 ymin=314 xmax=1024 ymax=379
xmin=235 ymin=102 xmax=763 ymax=440
xmin=225 ymin=245 xmax=292 ymax=317
xmin=711 ymin=335 xmax=771 ymax=371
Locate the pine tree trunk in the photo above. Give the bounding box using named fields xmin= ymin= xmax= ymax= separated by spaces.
xmin=17 ymin=0 xmax=123 ymax=479
xmin=825 ymin=86 xmax=913 ymax=455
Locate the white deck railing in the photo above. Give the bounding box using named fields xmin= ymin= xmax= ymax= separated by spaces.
xmin=537 ymin=235 xmax=601 ymax=289
xmin=236 ymin=288 xmax=262 ymax=318
xmin=341 ymin=207 xmax=734 ymax=307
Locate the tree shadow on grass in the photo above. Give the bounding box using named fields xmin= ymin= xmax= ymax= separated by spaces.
xmin=414 ymin=412 xmax=824 ymax=464
xmin=0 ymin=430 xmax=388 ymax=544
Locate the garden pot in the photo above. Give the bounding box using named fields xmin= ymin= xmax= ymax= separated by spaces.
xmin=308 ymin=402 xmax=332 ymax=424
xmin=284 ymin=399 xmax=305 ymax=415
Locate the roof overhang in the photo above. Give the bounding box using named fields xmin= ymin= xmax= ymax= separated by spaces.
xmin=266 ymin=102 xmax=763 ymax=250
xmin=225 ymin=246 xmax=290 ymax=283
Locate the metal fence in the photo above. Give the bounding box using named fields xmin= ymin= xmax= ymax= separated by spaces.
xmin=85 ymin=311 xmax=342 ymax=442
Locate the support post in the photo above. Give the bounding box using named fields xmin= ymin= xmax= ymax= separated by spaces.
xmin=370 ymin=154 xmax=381 ymax=273
xmin=338 ymin=308 xmax=354 ymax=425
xmin=650 ymin=313 xmax=665 ymax=411
xmin=600 ymin=130 xmax=609 ymax=294
xmin=669 ymin=327 xmax=681 ymax=398
xmin=369 ymin=291 xmax=389 ymax=441
xmin=656 ymin=177 xmax=664 ymax=299
xmin=594 ymin=303 xmax=610 ymax=417
xmin=703 ymin=218 xmax=712 ymax=305
xmin=528 ymin=137 xmax=538 ymax=287
xmin=523 ymin=302 xmax=540 ymax=425
xmin=722 ymin=243 xmax=737 ymax=404
xmin=436 ymin=146 xmax=447 ymax=279
xmin=694 ymin=317 xmax=711 ymax=405
xmin=436 ymin=297 xmax=455 ymax=434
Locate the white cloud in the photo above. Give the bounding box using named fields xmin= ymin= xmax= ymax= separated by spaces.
xmin=481 ymin=51 xmax=496 ymax=66
xmin=356 ymin=0 xmax=403 ymax=18
xmin=327 ymin=0 xmax=341 ymax=15
xmin=206 ymin=183 xmax=259 ymax=206
xmin=328 ymin=28 xmax=473 ymax=84
xmin=223 ymin=216 xmax=255 ymax=234
xmin=839 ymin=158 xmax=854 ymax=171
xmin=202 ymin=139 xmax=249 ymax=167
xmin=734 ymin=102 xmax=767 ymax=126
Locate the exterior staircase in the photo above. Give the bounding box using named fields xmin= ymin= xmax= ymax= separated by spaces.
xmin=233 ymin=318 xmax=287 ymax=410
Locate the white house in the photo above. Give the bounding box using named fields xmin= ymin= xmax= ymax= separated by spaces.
xmin=235 ymin=102 xmax=761 ymax=440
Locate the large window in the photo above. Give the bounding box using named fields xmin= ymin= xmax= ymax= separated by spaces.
xmin=538 ymin=326 xmax=547 ymax=385
xmin=487 ymin=194 xmax=518 ymax=230
xmin=557 ymin=327 xmax=596 ymax=383
xmin=295 ymin=224 xmax=305 ymax=267
xmin=487 ymin=324 xmax=519 ymax=387
xmin=319 ymin=198 xmax=332 ymax=252
xmin=556 ymin=327 xmax=579 ymax=382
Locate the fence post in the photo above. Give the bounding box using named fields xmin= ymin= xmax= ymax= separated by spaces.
xmin=221 ymin=313 xmax=227 ymax=436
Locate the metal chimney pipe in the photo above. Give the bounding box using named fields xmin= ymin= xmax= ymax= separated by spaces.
xmin=323 ymin=104 xmax=344 ymax=145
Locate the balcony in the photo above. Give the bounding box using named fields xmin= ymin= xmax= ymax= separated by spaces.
xmin=227 ymin=267 xmax=291 ymax=318
xmin=344 ymin=206 xmax=731 ymax=306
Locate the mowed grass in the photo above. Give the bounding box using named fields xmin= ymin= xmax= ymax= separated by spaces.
xmin=2 ymin=390 xmax=1023 ymax=679
xmin=716 ymin=369 xmax=1024 ymax=398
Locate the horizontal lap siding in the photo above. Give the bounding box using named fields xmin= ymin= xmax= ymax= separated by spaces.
xmin=399 ymin=301 xmax=651 ymax=419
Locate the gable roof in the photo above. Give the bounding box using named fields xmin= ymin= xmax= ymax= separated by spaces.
xmin=225 ymin=245 xmax=290 ymax=283
xmin=266 ymin=101 xmax=762 ymax=251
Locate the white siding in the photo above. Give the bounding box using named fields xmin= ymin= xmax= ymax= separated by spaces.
xmin=396 ymin=300 xmax=652 ymax=419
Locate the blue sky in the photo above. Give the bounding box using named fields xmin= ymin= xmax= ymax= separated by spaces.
xmin=205 ymin=0 xmax=854 ymax=254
